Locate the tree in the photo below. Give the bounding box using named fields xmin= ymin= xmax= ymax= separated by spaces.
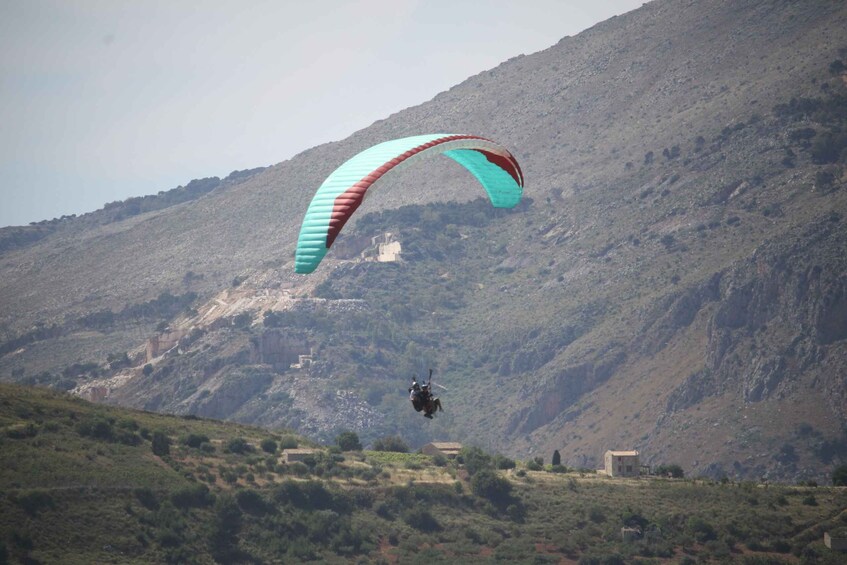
xmin=225 ymin=437 xmax=251 ymax=454
xmin=471 ymin=469 xmax=512 ymax=503
xmin=458 ymin=446 xmax=493 ymax=476
xmin=833 ymin=464 xmax=847 ymax=486
xmin=335 ymin=431 xmax=362 ymax=451
xmin=142 ymin=364 xmax=153 ymax=376
xmin=151 ymin=431 xmax=170 ymax=456
xmin=260 ymin=438 xmax=278 ymax=454
xmin=526 ymin=459 xmax=543 ymax=471
xmin=210 ymin=495 xmax=242 ymax=563
xmin=235 ymin=489 xmax=270 ymax=516
xmin=686 ymin=516 xmax=717 ymax=542
xmin=493 ymin=454 xmax=516 ymax=470
xmin=402 ymin=507 xmax=441 ymax=532
xmin=644 ymin=151 xmax=654 ymax=165
xmin=183 ymin=433 xmax=209 ymax=448
xmin=371 ymin=436 xmax=408 ymax=452
xmin=552 ymin=450 xmax=561 ymax=466
xmin=170 ymin=484 xmax=214 ymax=509
xmin=655 ymin=464 xmax=684 ymax=478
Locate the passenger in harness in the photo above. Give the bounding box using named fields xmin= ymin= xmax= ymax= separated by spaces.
xmin=408 ymin=370 xmax=443 ymax=419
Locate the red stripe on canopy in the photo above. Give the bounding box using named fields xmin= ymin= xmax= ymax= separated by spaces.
xmin=326 ymin=134 xmax=487 ymax=248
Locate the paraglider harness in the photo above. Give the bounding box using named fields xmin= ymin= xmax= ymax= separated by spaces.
xmin=409 ymin=369 xmax=443 ymax=419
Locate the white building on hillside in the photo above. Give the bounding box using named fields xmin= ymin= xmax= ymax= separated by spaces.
xmin=604 ymin=450 xmax=640 ymax=477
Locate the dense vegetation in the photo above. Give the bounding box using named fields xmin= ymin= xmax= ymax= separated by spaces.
xmin=2 ymin=384 xmax=846 ymax=564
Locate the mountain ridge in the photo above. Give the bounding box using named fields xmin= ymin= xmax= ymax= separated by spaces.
xmin=1 ymin=0 xmax=846 ymax=482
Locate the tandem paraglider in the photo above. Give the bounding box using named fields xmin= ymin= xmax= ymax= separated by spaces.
xmin=409 ymin=369 xmax=443 ymax=419
xmin=294 ymin=133 xmax=524 ymax=274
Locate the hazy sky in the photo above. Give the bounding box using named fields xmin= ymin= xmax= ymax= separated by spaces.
xmin=0 ymin=0 xmax=643 ymax=228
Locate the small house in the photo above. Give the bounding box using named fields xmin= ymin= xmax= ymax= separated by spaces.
xmin=604 ymin=450 xmax=640 ymax=477
xmin=825 ymin=532 xmax=847 ymax=551
xmin=421 ymin=442 xmax=462 ymax=459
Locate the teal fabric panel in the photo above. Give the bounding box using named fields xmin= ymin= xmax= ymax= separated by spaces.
xmin=442 ymin=149 xmax=523 ymax=208
xmin=294 ymin=134 xmax=523 ymax=274
xmin=294 ymin=134 xmax=449 ymax=273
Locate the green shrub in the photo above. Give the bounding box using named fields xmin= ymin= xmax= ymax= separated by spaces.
xmin=260 ymin=438 xmax=278 ymax=454
xmin=151 ymin=431 xmax=170 ymax=456
xmin=404 ymin=460 xmax=423 ymax=470
xmin=210 ymin=495 xmax=242 ymax=563
xmin=371 ymin=436 xmax=409 ymax=452
xmin=279 ymin=435 xmax=299 ymax=449
xmin=431 ymin=453 xmax=448 ymax=467
xmin=833 ymin=464 xmax=847 ymax=486
xmin=134 ymin=487 xmax=159 ymax=510
xmin=402 ymin=507 xmax=441 ymax=532
xmin=76 ymin=417 xmax=114 ymax=441
xmin=115 ymin=429 xmax=141 ymax=445
xmin=5 ymin=423 xmax=38 ymax=439
xmin=471 ymin=470 xmax=512 ymax=503
xmin=654 ymin=464 xmax=684 ymax=478
xmin=225 ymin=437 xmax=251 ymax=454
xmin=815 ymin=169 xmax=837 ymax=190
xmin=182 ymin=433 xmax=209 ymax=448
xmin=588 ymin=506 xmax=606 ymax=524
xmin=170 ymin=484 xmax=214 ymax=509
xmin=335 ymin=431 xmax=362 ymax=451
xmin=156 ymin=528 xmax=182 ymax=548
xmin=494 ymin=454 xmax=516 ymax=470
xmin=811 ymin=131 xmax=847 ymax=164
xmin=459 ymin=446 xmax=493 ymax=475
xmin=687 ymin=516 xmax=717 ymax=542
xmin=13 ymin=490 xmax=55 ymax=516
xmin=274 ymin=480 xmax=342 ymax=512
xmin=288 ymin=462 xmax=310 ymax=476
xmin=235 ymin=489 xmax=270 ymax=515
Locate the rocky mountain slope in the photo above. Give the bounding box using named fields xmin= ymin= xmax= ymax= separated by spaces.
xmin=1 ymin=0 xmax=846 ymax=482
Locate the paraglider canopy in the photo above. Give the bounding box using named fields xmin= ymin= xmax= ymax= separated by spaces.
xmin=295 ymin=133 xmax=524 ymax=274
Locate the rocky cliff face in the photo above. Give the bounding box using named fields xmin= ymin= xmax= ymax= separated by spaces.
xmin=511 ymin=211 xmax=847 ymax=481
xmin=670 ymin=220 xmax=847 ymax=405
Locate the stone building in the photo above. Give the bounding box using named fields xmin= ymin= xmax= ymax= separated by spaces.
xmin=825 ymin=531 xmax=847 ymax=551
xmin=604 ymin=450 xmax=640 ymax=477
xmin=146 ymin=329 xmax=189 ymax=361
xmin=421 ymin=442 xmax=462 ymax=459
xmin=257 ymin=330 xmax=310 ymax=370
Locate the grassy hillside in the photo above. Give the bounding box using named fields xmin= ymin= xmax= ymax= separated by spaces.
xmin=2 ymin=384 xmax=847 ymax=564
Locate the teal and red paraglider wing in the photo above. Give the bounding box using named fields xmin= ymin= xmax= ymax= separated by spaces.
xmin=295 ymin=133 xmax=523 ymax=274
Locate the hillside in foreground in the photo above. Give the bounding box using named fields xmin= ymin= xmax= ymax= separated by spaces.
xmin=1 ymin=384 xmax=847 ymax=564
